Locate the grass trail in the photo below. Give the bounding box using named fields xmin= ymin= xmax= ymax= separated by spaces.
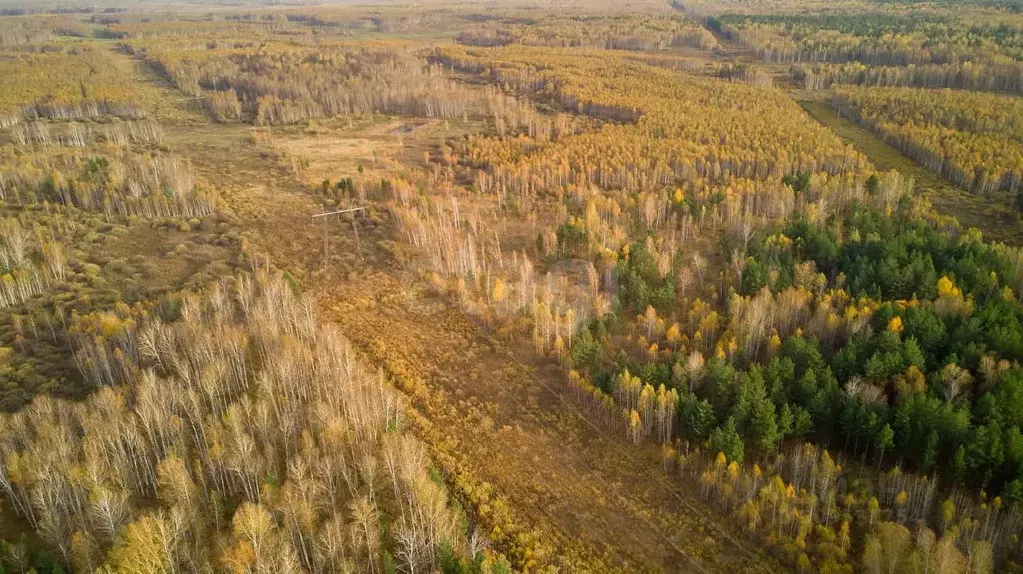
xmin=799 ymin=98 xmax=1023 ymax=246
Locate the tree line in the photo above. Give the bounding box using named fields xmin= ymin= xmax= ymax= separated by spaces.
xmin=0 ymin=45 xmax=146 ymax=129
xmin=833 ymin=86 xmax=1023 ymax=195
xmin=714 ymin=11 xmax=1023 ymax=69
xmin=121 ymin=30 xmax=549 ymax=131
xmin=792 ymin=61 xmax=1023 ymax=94
xmin=457 ymin=14 xmax=718 ymax=51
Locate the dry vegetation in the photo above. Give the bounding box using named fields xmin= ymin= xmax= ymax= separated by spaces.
xmin=1 ymin=1 xmax=1023 ymax=573
xmin=0 ymin=45 xmax=145 ymax=128
xmin=0 ymin=271 xmax=485 ymax=573
xmin=118 ymin=30 xmax=545 ymax=129
xmin=0 ymin=15 xmax=246 ymax=418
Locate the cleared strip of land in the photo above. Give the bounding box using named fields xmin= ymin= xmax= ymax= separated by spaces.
xmin=116 ymin=46 xmax=775 ymax=573
xmin=799 ymin=97 xmax=1023 ymax=246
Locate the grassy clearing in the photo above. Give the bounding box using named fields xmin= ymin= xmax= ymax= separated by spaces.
xmin=273 ymin=116 xmax=486 ymax=189
xmin=799 ymin=98 xmax=1023 ymax=246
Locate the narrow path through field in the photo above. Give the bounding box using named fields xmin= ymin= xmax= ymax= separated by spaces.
xmin=110 ymin=46 xmax=778 ymax=573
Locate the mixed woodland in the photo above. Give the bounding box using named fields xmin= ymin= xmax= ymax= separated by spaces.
xmin=0 ymin=0 xmax=1023 ymax=572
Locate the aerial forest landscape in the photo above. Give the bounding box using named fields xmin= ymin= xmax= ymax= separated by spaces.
xmin=2 ymin=0 xmax=1023 ymax=571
